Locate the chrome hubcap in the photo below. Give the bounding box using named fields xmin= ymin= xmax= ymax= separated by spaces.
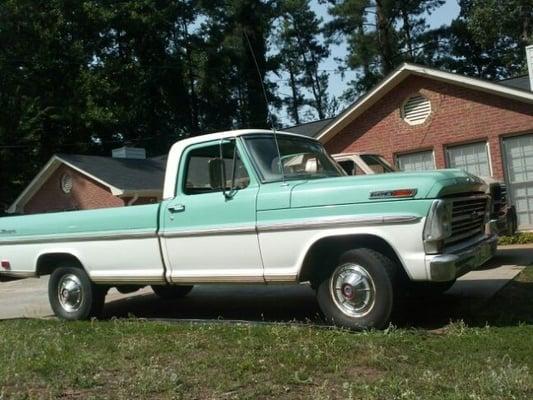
xmin=57 ymin=274 xmax=83 ymax=312
xmin=330 ymin=263 xmax=376 ymax=317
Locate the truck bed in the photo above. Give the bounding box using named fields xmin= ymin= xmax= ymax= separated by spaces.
xmin=0 ymin=204 xmax=166 ymax=283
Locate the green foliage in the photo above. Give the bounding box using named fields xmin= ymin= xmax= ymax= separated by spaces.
xmin=276 ymin=0 xmax=337 ymax=124
xmin=434 ymin=0 xmax=532 ymax=80
xmin=499 ymin=232 xmax=533 ymax=246
xmin=324 ymin=0 xmax=445 ymax=99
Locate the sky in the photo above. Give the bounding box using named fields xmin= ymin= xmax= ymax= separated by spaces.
xmin=280 ymin=0 xmax=461 ymax=125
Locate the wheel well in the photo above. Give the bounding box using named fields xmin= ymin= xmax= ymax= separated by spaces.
xmin=36 ymin=253 xmax=84 ymax=276
xmin=298 ymin=234 xmax=408 ymax=285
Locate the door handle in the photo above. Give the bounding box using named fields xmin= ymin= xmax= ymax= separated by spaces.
xmin=168 ymin=204 xmax=185 ymax=213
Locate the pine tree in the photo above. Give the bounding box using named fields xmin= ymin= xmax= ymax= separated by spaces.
xmin=324 ymin=0 xmax=444 ymax=99
xmin=436 ymin=0 xmax=532 ymax=79
xmin=277 ymin=0 xmax=335 ymax=123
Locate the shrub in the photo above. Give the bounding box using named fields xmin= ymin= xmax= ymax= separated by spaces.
xmin=498 ymin=232 xmax=533 ymax=245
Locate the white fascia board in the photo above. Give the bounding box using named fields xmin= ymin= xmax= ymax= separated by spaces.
xmin=55 ymin=156 xmax=124 ymax=196
xmin=316 ymin=66 xmax=409 ymax=144
xmin=7 ymin=156 xmax=63 ymax=213
xmin=7 ymin=156 xmax=125 ymax=213
xmin=317 ymin=63 xmax=533 ymax=144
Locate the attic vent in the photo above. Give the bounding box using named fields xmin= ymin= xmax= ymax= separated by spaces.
xmin=401 ymin=95 xmax=431 ymax=125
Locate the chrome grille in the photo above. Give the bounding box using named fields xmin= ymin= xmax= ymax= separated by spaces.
xmin=445 ymin=197 xmax=488 ymax=247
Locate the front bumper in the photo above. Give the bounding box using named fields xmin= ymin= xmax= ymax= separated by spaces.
xmin=491 ymin=205 xmax=517 ymax=236
xmin=427 ymin=234 xmax=498 ymax=282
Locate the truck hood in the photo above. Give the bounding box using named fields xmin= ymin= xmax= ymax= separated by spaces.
xmin=290 ymin=169 xmax=486 ymax=208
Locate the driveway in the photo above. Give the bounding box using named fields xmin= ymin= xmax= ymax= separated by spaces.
xmin=1 ymin=245 xmax=531 ymax=326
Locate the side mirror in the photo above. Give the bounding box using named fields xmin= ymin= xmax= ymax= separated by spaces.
xmin=208 ymin=158 xmax=225 ymax=190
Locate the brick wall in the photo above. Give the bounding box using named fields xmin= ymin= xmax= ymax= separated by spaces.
xmin=24 ymin=164 xmax=124 ymax=214
xmin=325 ymin=76 xmax=533 ymax=180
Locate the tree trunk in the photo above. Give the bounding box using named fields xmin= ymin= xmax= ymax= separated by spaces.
xmin=375 ymin=0 xmax=395 ymax=74
xmin=182 ymin=22 xmax=199 ymax=133
xmin=287 ymin=61 xmax=301 ymax=125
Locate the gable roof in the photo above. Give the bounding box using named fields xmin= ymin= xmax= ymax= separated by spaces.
xmin=58 ymin=154 xmax=166 ymax=192
xmin=316 ymin=63 xmax=533 ymax=143
xmin=8 ymin=154 xmax=166 ymax=213
xmin=498 ymin=75 xmax=531 ymax=92
xmin=283 ymin=118 xmax=335 ymax=138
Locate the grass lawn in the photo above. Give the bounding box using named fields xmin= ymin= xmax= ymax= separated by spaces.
xmin=1 ymin=269 xmax=532 ymax=400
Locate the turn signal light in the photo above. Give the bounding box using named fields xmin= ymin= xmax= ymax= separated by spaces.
xmin=1 ymin=261 xmax=10 ymax=270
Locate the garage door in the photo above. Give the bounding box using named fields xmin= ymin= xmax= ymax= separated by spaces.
xmin=446 ymin=141 xmax=491 ymax=177
xmin=503 ymin=134 xmax=533 ymax=230
xmin=396 ymin=150 xmax=435 ymax=172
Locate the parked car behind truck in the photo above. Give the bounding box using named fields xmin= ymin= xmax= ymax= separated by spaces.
xmin=0 ymin=130 xmax=496 ymax=329
xmin=333 ymin=152 xmax=517 ymax=237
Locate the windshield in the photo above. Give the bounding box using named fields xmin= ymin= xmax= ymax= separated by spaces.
xmin=360 ymin=154 xmax=396 ymax=173
xmin=244 ymin=135 xmax=345 ymax=182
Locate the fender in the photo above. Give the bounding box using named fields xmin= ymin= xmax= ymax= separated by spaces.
xmin=259 ymin=217 xmax=427 ymax=282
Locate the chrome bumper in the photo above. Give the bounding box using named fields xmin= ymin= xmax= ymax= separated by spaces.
xmin=427 ymin=235 xmax=498 ymax=282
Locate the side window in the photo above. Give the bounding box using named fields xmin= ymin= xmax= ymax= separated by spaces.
xmin=338 ymin=160 xmax=365 ymax=176
xmin=183 ymin=141 xmax=250 ymax=195
xmin=338 ymin=160 xmax=355 ymax=175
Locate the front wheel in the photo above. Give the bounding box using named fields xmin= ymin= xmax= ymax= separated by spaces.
xmin=316 ymin=248 xmax=398 ymax=330
xmin=49 ymin=265 xmax=107 ymax=320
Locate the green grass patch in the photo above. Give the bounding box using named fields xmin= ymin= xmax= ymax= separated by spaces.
xmin=1 ymin=268 xmax=533 ymax=399
xmin=498 ymin=232 xmax=533 ymax=245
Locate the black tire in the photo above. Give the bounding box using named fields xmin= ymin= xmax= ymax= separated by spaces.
xmin=48 ymin=264 xmax=107 ymax=321
xmin=407 ymin=280 xmax=456 ymax=297
xmin=316 ymin=248 xmax=398 ymax=330
xmin=151 ymin=285 xmax=194 ymax=300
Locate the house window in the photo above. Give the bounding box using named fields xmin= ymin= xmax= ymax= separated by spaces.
xmin=446 ymin=141 xmax=491 ymax=177
xmin=401 ymin=95 xmax=431 ymax=125
xmin=183 ymin=141 xmax=250 ymax=195
xmin=396 ymin=150 xmax=435 ymax=171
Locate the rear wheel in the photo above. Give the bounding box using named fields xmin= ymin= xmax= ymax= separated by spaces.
xmin=49 ymin=265 xmax=107 ymax=320
xmin=151 ymin=285 xmax=193 ymax=300
xmin=316 ymin=248 xmax=398 ymax=330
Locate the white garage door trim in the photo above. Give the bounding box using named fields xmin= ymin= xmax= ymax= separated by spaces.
xmin=502 ymin=133 xmax=533 ymax=231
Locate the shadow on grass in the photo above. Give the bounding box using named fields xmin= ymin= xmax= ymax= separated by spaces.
xmin=102 ymin=248 xmax=533 ymax=330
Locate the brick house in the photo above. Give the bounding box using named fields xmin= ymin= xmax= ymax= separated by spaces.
xmin=286 ymin=62 xmax=533 ymax=230
xmin=8 ymin=148 xmax=165 ymax=214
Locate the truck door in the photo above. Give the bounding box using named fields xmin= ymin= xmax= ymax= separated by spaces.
xmin=160 ymin=138 xmax=264 ymax=283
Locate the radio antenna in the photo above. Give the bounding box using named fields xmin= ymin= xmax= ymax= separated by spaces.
xmin=243 ymin=30 xmax=285 ymax=183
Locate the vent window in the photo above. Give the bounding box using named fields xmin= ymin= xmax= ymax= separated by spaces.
xmin=401 ymin=95 xmax=431 ymax=125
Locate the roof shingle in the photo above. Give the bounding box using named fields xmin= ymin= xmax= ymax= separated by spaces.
xmin=57 ymin=154 xmax=166 ymax=192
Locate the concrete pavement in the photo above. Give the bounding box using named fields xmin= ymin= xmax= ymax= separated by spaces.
xmin=0 ymin=245 xmax=531 ymax=325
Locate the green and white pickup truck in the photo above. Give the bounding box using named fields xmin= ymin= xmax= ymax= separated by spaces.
xmin=0 ymin=130 xmax=497 ymax=329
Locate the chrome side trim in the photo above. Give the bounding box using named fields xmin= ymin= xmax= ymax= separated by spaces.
xmin=0 ymin=229 xmax=156 ymax=246
xmin=160 ymin=225 xmax=256 ymax=238
xmin=90 ymin=275 xmax=166 ymax=284
xmin=0 ymin=271 xmax=37 ymax=278
xmin=263 ymin=274 xmax=298 ymax=283
xmin=0 ymin=215 xmax=420 ymax=245
xmin=171 ymin=275 xmax=265 ymax=284
xmin=257 ymin=215 xmax=421 ymax=233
